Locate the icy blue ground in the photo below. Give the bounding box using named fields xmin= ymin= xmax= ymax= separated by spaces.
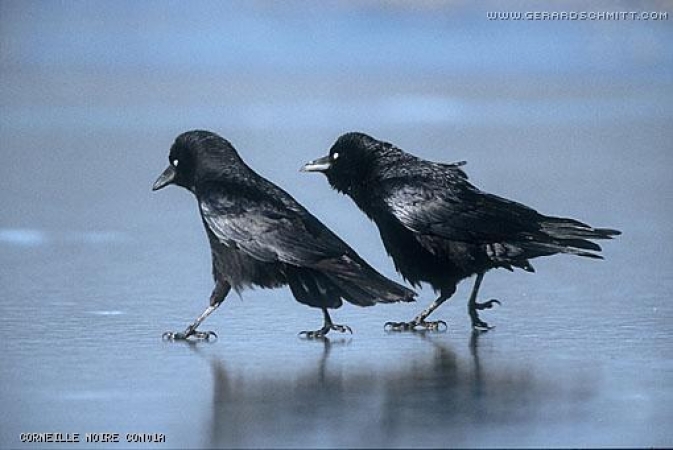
xmin=1 ymin=1 xmax=672 ymax=447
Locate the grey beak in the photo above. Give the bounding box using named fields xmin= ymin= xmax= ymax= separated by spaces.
xmin=301 ymin=155 xmax=332 ymax=173
xmin=152 ymin=165 xmax=177 ymax=191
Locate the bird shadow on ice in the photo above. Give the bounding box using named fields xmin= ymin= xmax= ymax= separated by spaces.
xmin=185 ymin=332 xmax=596 ymax=448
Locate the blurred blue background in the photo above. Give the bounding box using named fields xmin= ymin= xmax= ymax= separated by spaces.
xmin=1 ymin=1 xmax=672 ymax=448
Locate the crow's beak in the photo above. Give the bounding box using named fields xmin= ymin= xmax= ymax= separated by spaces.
xmin=152 ymin=165 xmax=177 ymax=191
xmin=301 ymin=155 xmax=332 ymax=173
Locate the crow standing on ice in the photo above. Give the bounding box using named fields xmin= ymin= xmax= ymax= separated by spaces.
xmin=153 ymin=130 xmax=415 ymax=340
xmin=303 ymin=132 xmax=620 ymax=331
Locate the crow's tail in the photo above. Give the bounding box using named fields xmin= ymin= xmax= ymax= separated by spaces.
xmin=316 ymin=255 xmax=416 ymax=307
xmin=286 ymin=268 xmax=345 ymax=309
xmin=536 ymin=217 xmax=621 ymax=259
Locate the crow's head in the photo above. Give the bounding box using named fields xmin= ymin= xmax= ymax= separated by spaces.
xmin=153 ymin=130 xmax=242 ymax=192
xmin=302 ymin=132 xmax=387 ymax=195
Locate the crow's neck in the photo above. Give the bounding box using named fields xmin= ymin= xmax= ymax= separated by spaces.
xmin=327 ymin=167 xmax=378 ymax=220
xmin=194 ymin=156 xmax=263 ymax=197
xmin=335 ymin=151 xmax=411 ymax=219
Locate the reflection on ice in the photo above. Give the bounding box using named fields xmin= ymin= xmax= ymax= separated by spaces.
xmin=187 ymin=333 xmax=596 ymax=448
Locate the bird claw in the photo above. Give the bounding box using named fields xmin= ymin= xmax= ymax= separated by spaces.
xmin=474 ymin=299 xmax=501 ymax=310
xmin=331 ymin=324 xmax=353 ymax=334
xmin=299 ymin=324 xmax=352 ymax=339
xmin=298 ymin=330 xmax=323 ymax=339
xmin=162 ymin=330 xmax=218 ymax=341
xmin=384 ymin=320 xmax=448 ymax=332
xmin=471 ymin=320 xmax=494 ymax=331
xmin=421 ymin=320 xmax=448 ymax=331
xmin=162 ymin=331 xmax=186 ymax=340
xmin=469 ymin=298 xmax=500 ymax=330
xmin=192 ymin=330 xmax=218 ymax=340
xmin=384 ymin=321 xmax=413 ymax=331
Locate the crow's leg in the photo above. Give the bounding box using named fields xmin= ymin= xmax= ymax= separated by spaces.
xmin=163 ymin=281 xmax=231 ymax=341
xmin=385 ymin=290 xmax=452 ymax=332
xmin=165 ymin=305 xmax=219 ymax=341
xmin=299 ymin=307 xmax=352 ymax=338
xmin=468 ymin=272 xmax=501 ymax=330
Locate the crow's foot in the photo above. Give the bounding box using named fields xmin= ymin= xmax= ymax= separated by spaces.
xmin=299 ymin=324 xmax=352 ymax=339
xmin=162 ymin=329 xmax=218 ymax=341
xmin=465 ymin=272 xmax=500 ymax=331
xmin=384 ymin=320 xmax=447 ymax=332
xmin=473 ymin=299 xmax=501 ymax=310
xmin=469 ymin=299 xmax=500 ymax=331
xmin=470 ymin=319 xmax=494 ymax=331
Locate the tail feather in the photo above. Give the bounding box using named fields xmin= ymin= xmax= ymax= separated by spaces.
xmin=556 ymin=238 xmax=602 ymax=252
xmin=531 ymin=217 xmax=620 ymax=260
xmin=324 ymin=275 xmax=389 ymax=307
xmin=286 ymin=269 xmax=344 ymax=308
xmin=519 ymin=241 xmax=605 ymax=260
xmin=317 ymin=255 xmax=416 ymax=306
xmin=287 ymin=256 xmax=416 ymax=308
xmin=541 ymin=217 xmax=621 ymax=240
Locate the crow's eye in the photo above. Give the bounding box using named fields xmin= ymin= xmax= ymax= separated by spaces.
xmin=332 ymin=152 xmax=340 ymax=160
xmin=172 ymin=159 xmax=179 ymax=167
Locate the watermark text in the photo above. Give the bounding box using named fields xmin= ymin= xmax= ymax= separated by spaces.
xmin=487 ymin=11 xmax=669 ymax=21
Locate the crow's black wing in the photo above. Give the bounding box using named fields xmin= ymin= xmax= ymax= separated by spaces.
xmin=199 ymin=188 xmax=346 ymax=266
xmin=384 ymin=178 xmax=543 ymax=243
xmin=200 ymin=185 xmax=416 ymax=304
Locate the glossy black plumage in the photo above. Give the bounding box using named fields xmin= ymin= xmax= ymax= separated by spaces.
xmin=153 ymin=130 xmax=415 ymax=340
xmin=303 ymin=132 xmax=620 ymax=330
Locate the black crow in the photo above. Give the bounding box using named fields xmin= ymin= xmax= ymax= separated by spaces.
xmin=153 ymin=130 xmax=415 ymax=340
xmin=303 ymin=132 xmax=620 ymax=331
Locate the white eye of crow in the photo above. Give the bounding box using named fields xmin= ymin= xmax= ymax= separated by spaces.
xmin=172 ymin=159 xmax=179 ymax=167
xmin=332 ymin=152 xmax=340 ymax=160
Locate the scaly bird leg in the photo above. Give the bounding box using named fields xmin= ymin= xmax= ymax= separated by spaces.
xmin=468 ymin=272 xmax=501 ymax=331
xmin=299 ymin=307 xmax=352 ymax=339
xmin=163 ymin=281 xmax=231 ymax=341
xmin=385 ymin=292 xmax=450 ymax=332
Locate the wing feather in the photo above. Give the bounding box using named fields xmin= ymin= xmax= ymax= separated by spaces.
xmin=199 ymin=184 xmax=415 ymax=304
xmin=200 ymin=191 xmax=344 ymax=266
xmin=384 ymin=179 xmax=541 ymax=243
